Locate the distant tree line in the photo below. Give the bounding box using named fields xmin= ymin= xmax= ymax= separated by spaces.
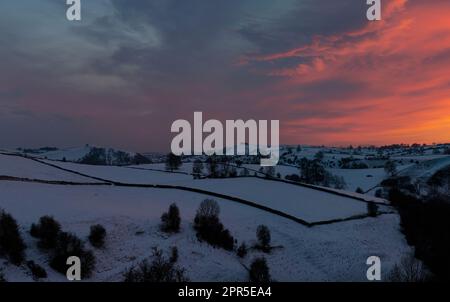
xmin=284 ymin=157 xmax=346 ymax=189
xmin=80 ymin=147 xmax=151 ymax=165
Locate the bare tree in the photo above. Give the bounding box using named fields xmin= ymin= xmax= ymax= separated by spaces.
xmin=196 ymin=199 xmax=220 ymax=219
xmin=192 ymin=160 xmax=204 ymax=179
xmin=249 ymin=257 xmax=271 ymax=282
xmin=257 ymin=225 xmax=271 ymax=251
xmin=165 ymin=153 xmax=182 ymax=171
xmin=388 ymin=254 xmax=430 ymax=282
xmin=384 ymin=160 xmax=397 ymax=176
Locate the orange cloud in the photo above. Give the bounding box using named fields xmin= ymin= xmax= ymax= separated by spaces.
xmin=243 ymin=0 xmax=450 ymax=145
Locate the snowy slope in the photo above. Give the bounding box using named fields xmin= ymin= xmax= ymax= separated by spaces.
xmin=174 ymin=178 xmax=373 ymax=223
xmin=0 ymin=150 xmax=416 ymax=282
xmin=0 ymin=181 xmax=410 ymax=282
xmin=329 ymin=168 xmax=386 ymax=192
xmin=37 ymin=160 xmax=386 ymax=223
xmin=0 ymin=154 xmax=100 ymax=183
xmin=398 ymin=156 xmax=450 ymax=180
xmin=38 ymin=146 xmax=93 ymax=162
xmin=41 ymin=160 xmax=193 ymax=184
xmin=32 ymin=146 xmax=149 ymax=166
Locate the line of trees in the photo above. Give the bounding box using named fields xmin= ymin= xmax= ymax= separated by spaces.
xmin=387 ymin=181 xmax=450 ymax=281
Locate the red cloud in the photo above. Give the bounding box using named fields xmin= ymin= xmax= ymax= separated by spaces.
xmin=241 ymin=0 xmax=450 ymax=145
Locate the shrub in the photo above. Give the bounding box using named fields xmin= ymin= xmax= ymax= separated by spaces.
xmin=388 ymin=254 xmax=430 ymax=282
xmin=79 ymin=147 xmax=107 ymax=165
xmin=196 ymin=199 xmax=220 ymax=219
xmin=356 ymin=187 xmax=364 ymax=194
xmin=89 ymin=224 xmax=106 ymax=248
xmin=237 ymin=242 xmax=248 ymax=258
xmin=123 ymin=247 xmax=188 ymax=282
xmin=256 ymin=225 xmax=271 ymax=252
xmin=30 ymin=216 xmax=61 ymax=249
xmin=331 ymin=175 xmax=347 ymax=189
xmin=428 ymin=165 xmax=450 ymax=195
xmin=170 ymin=246 xmax=178 ymax=263
xmin=165 ymin=153 xmax=182 ymax=171
xmin=339 ymin=157 xmax=369 ymax=169
xmin=375 ymin=189 xmax=383 ymax=198
xmin=263 ymin=166 xmax=275 ymax=179
xmin=218 ymin=229 xmax=235 ymax=251
xmin=192 ymin=160 xmax=204 ymax=179
xmin=249 ymin=257 xmax=271 ymax=282
xmin=367 ymin=202 xmax=379 ymax=217
xmin=160 ymin=203 xmax=181 ymax=233
xmin=206 ymin=156 xmax=219 ymax=177
xmin=299 ymin=158 xmax=328 ymax=185
xmin=50 ymin=232 xmax=95 ymax=279
xmin=27 ymin=261 xmax=47 ymax=280
xmin=384 ymin=160 xmax=397 ymax=176
xmin=30 ymin=223 xmax=40 ymax=238
xmin=132 ymin=154 xmax=152 ymax=165
xmin=0 ymin=210 xmax=26 ymax=265
xmin=314 ymin=151 xmax=324 ymax=161
xmin=388 ymin=189 xmax=450 ymax=280
xmin=240 ymin=168 xmax=250 ymax=177
xmin=194 ymin=199 xmax=234 ymax=251
xmin=229 ymin=167 xmax=238 ymax=178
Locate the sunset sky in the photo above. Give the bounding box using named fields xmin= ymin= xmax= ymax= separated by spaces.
xmin=0 ymin=0 xmax=449 ymax=152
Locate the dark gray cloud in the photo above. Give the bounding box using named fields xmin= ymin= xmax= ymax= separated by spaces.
xmin=0 ymin=0 xmax=374 ymax=151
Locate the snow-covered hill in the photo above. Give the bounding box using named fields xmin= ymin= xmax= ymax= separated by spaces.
xmin=11 ymin=146 xmax=152 ymax=166
xmin=0 ymin=152 xmax=413 ymax=282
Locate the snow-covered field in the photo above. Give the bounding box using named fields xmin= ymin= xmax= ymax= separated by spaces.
xmin=31 ymin=159 xmax=386 ymax=223
xmin=38 ymin=146 xmax=93 ymax=162
xmin=40 ymin=159 xmax=193 ymax=184
xmin=132 ymin=162 xmax=384 ymax=195
xmin=328 ymin=168 xmax=385 ymax=192
xmin=172 ymin=178 xmax=373 ymax=223
xmin=0 ymin=181 xmax=409 ymax=282
xmin=0 ymin=154 xmax=99 ymax=183
xmin=398 ymin=156 xmax=450 ymax=180
xmin=0 ymin=151 xmax=421 ymax=282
